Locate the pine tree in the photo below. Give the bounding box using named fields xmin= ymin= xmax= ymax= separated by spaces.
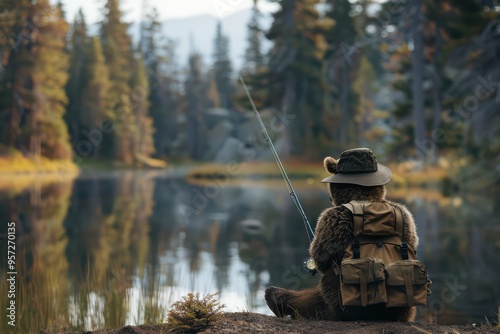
xmin=101 ymin=0 xmax=137 ymax=164
xmin=0 ymin=0 xmax=37 ymax=150
xmin=0 ymin=0 xmax=72 ymax=160
xmin=140 ymin=7 xmax=161 ymax=74
xmin=158 ymin=40 xmax=182 ymax=158
xmin=65 ymin=9 xmax=88 ymax=146
xmin=243 ymin=2 xmax=265 ymax=74
xmin=35 ymin=0 xmax=72 ymax=159
xmin=384 ymin=0 xmax=493 ymax=160
xmin=130 ymin=55 xmax=155 ymax=159
xmin=324 ymin=0 xmax=358 ymax=147
xmin=141 ymin=8 xmax=180 ymax=159
xmin=81 ymin=36 xmax=113 ymax=158
xmin=437 ymin=0 xmax=499 ymax=161
xmin=238 ymin=1 xmax=266 ymax=110
xmin=212 ymin=21 xmax=234 ymax=109
xmin=0 ymin=0 xmax=21 ymax=65
xmin=382 ymin=0 xmax=433 ymax=159
xmin=262 ymin=0 xmax=331 ymax=156
xmin=185 ymin=53 xmax=207 ymax=160
xmin=353 ymin=56 xmax=386 ymax=148
xmin=410 ymin=0 xmax=426 ymax=157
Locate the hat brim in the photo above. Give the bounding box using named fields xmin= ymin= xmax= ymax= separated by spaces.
xmin=321 ymin=163 xmax=392 ymax=186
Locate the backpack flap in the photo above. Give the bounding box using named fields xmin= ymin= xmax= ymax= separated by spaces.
xmin=385 ymin=260 xmax=428 ymax=307
xmin=342 ymin=201 xmax=404 ymax=237
xmin=340 ymin=258 xmax=387 ymax=307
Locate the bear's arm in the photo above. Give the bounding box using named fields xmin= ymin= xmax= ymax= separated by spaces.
xmin=387 ymin=200 xmax=419 ymax=250
xmin=309 ymin=206 xmax=353 ymax=273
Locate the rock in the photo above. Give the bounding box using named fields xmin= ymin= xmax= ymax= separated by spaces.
xmin=214 ymin=137 xmax=244 ymax=163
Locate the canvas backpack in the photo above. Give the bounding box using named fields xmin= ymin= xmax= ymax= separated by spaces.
xmin=338 ymin=200 xmax=431 ymax=308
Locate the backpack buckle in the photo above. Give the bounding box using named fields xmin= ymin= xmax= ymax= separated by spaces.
xmin=352 ymin=240 xmax=361 ymax=259
xmin=400 ymin=242 xmax=409 ymax=260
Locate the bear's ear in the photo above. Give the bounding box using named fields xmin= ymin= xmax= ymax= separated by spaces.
xmin=324 ymin=156 xmax=337 ymax=174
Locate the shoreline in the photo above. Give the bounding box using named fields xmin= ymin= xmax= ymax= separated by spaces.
xmin=0 ymin=158 xmax=454 ymax=195
xmin=71 ymin=312 xmax=499 ymax=334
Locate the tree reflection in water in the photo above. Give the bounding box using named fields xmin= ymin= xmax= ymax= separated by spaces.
xmin=0 ymin=171 xmax=498 ymax=332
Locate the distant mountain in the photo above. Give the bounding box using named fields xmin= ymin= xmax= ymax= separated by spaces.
xmin=93 ymin=9 xmax=272 ymax=72
xmin=161 ymin=9 xmax=272 ymax=71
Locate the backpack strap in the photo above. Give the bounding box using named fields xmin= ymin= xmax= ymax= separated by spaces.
xmin=342 ymin=200 xmax=364 ymax=236
xmin=393 ymin=205 xmax=409 ymax=260
xmin=342 ymin=201 xmax=363 ymax=259
xmin=394 ymin=205 xmax=404 ymax=238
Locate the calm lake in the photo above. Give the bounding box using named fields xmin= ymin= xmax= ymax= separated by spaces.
xmin=0 ymin=170 xmax=499 ymax=332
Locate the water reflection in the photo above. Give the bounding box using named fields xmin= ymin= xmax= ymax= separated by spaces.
xmin=0 ymin=171 xmax=498 ymax=332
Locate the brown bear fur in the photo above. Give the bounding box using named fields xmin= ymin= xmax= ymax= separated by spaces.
xmin=265 ymin=156 xmax=419 ymax=321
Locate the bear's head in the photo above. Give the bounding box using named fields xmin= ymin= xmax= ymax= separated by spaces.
xmin=323 ymin=156 xmax=386 ymax=206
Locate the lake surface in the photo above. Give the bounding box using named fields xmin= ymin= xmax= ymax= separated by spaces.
xmin=0 ymin=170 xmax=499 ymax=332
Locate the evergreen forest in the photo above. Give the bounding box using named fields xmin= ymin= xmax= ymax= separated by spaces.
xmin=0 ymin=0 xmax=498 ymax=181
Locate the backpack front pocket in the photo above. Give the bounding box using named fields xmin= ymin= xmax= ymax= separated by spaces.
xmin=385 ymin=260 xmax=428 ymax=307
xmin=340 ymin=258 xmax=387 ymax=306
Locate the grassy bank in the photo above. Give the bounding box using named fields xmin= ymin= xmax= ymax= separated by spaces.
xmin=187 ymin=161 xmax=450 ymax=189
xmin=0 ymin=153 xmax=78 ymax=194
xmin=78 ymin=156 xmax=167 ymax=171
xmin=0 ymin=153 xmax=166 ymax=175
xmin=0 ymin=154 xmax=78 ymax=174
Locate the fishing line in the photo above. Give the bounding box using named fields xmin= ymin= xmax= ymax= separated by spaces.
xmin=239 ymin=77 xmax=315 ymax=243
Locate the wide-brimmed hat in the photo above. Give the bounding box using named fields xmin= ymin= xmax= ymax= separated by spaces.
xmin=321 ymin=148 xmax=392 ymax=186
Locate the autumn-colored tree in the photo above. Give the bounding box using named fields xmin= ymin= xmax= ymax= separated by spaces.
xmin=130 ymin=55 xmax=155 ymax=159
xmin=0 ymin=0 xmax=35 ymax=150
xmin=353 ymin=56 xmax=387 ymax=149
xmin=81 ymin=36 xmax=113 ymax=157
xmin=101 ymin=0 xmax=137 ymax=164
xmin=0 ymin=0 xmax=72 ymax=160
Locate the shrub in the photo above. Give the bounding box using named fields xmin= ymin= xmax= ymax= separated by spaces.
xmin=167 ymin=293 xmax=225 ymax=333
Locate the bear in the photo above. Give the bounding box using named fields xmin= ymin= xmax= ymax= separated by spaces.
xmin=265 ymin=148 xmax=419 ymax=322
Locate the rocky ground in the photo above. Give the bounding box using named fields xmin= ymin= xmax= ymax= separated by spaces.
xmin=83 ymin=312 xmax=499 ymax=334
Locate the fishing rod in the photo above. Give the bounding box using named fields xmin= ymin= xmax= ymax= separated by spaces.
xmin=240 ymin=77 xmax=317 ymax=274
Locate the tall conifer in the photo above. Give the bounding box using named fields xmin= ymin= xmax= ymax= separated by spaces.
xmin=263 ymin=0 xmax=331 ymax=156
xmin=243 ymin=2 xmax=265 ymax=74
xmin=65 ymin=9 xmax=88 ymax=146
xmin=101 ymin=0 xmax=137 ymax=164
xmin=324 ymin=0 xmax=358 ymax=147
xmin=130 ymin=55 xmax=155 ymax=159
xmin=0 ymin=0 xmax=37 ymax=150
xmin=212 ymin=22 xmax=233 ymax=109
xmin=81 ymin=36 xmax=113 ymax=158
xmin=0 ymin=0 xmax=72 ymax=160
xmin=185 ymin=53 xmax=207 ymax=160
xmin=141 ymin=8 xmax=178 ymax=158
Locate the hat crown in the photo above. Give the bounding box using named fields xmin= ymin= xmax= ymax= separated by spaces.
xmin=336 ymin=148 xmax=378 ymax=174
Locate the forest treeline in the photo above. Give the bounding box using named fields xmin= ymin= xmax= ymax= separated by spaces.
xmin=0 ymin=0 xmax=499 ymax=170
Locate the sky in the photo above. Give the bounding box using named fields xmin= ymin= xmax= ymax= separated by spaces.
xmin=59 ymin=0 xmax=278 ymax=24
